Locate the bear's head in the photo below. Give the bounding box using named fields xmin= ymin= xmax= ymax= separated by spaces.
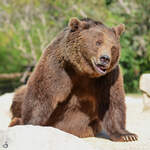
xmin=66 ymin=17 xmax=125 ymax=77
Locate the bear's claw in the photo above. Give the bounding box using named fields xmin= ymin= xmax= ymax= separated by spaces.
xmin=9 ymin=117 xmax=23 ymax=127
xmin=111 ymin=133 xmax=138 ymax=142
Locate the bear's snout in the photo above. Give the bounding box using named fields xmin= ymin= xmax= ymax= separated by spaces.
xmin=99 ymin=55 xmax=110 ymax=66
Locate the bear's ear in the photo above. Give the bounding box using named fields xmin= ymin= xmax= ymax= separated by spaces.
xmin=112 ymin=24 xmax=125 ymax=38
xmin=68 ymin=17 xmax=82 ymax=32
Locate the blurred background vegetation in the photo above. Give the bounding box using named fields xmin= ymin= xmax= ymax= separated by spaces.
xmin=0 ymin=0 xmax=150 ymax=94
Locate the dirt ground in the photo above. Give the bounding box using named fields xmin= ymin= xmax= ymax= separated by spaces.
xmin=0 ymin=93 xmax=150 ymax=150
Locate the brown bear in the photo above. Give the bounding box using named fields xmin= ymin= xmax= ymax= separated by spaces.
xmin=9 ymin=17 xmax=138 ymax=142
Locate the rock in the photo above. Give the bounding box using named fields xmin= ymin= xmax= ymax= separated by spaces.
xmin=139 ymin=74 xmax=150 ymax=95
xmin=0 ymin=125 xmax=99 ymax=150
xmin=139 ymin=73 xmax=150 ymax=111
xmin=0 ymin=93 xmax=13 ymax=129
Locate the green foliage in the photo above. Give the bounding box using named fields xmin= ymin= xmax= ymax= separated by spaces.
xmin=112 ymin=0 xmax=150 ymax=92
xmin=0 ymin=0 xmax=149 ymax=93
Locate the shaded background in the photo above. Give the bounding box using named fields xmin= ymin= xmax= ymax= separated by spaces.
xmin=0 ymin=0 xmax=149 ymax=94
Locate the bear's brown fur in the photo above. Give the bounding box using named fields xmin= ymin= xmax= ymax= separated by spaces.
xmin=10 ymin=85 xmax=26 ymax=119
xmin=10 ymin=18 xmax=138 ymax=142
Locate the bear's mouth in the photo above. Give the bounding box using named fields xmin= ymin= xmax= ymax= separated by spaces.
xmin=91 ymin=57 xmax=107 ymax=74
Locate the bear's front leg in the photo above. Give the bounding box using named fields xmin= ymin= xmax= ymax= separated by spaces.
xmin=98 ymin=66 xmax=138 ymax=142
xmin=21 ymin=56 xmax=72 ymax=125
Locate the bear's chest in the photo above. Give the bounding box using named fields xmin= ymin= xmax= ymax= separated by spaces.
xmin=71 ymin=77 xmax=98 ymax=115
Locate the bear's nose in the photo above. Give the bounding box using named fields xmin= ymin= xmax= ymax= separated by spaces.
xmin=100 ymin=55 xmax=110 ymax=64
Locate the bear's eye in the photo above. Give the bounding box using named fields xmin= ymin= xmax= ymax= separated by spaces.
xmin=96 ymin=40 xmax=103 ymax=46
